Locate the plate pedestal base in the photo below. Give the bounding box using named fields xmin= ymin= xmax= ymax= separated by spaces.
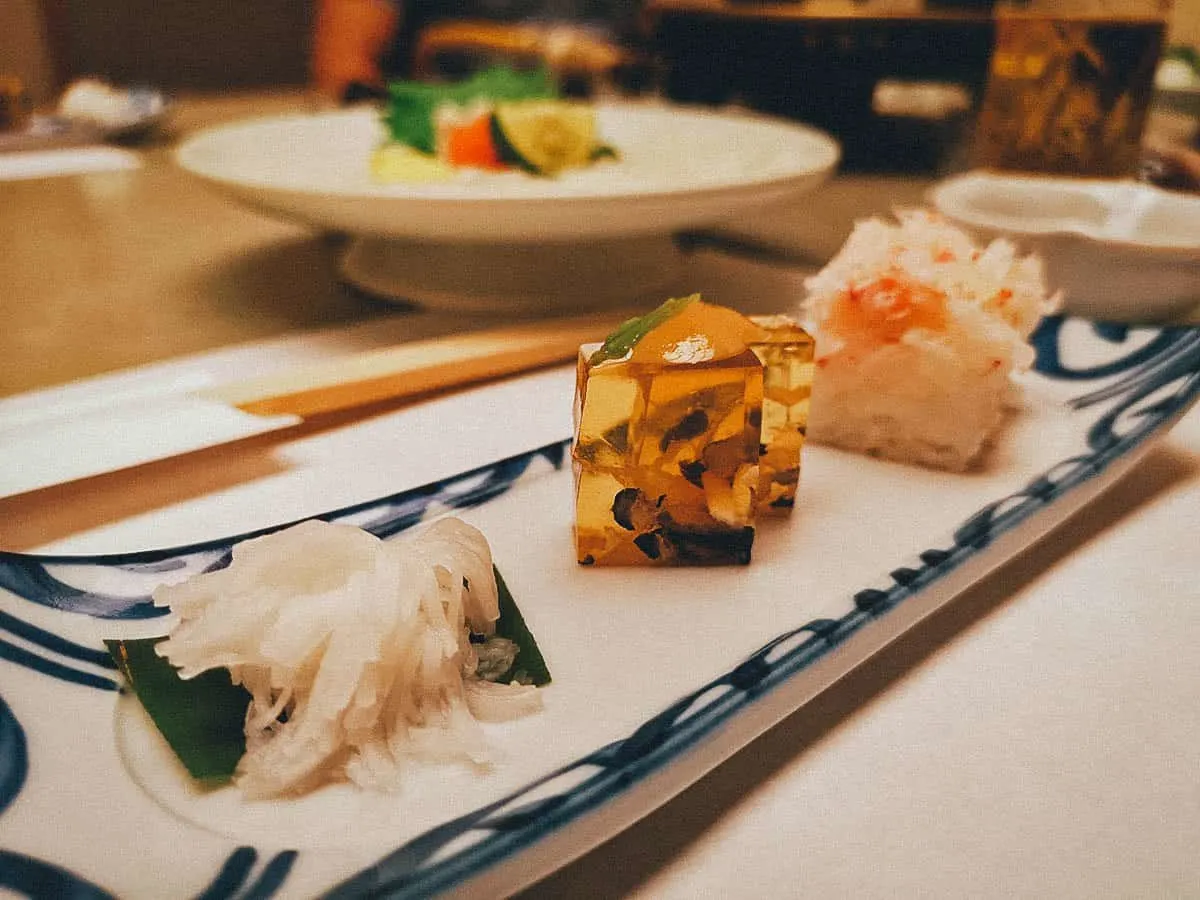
xmin=339 ymin=235 xmax=688 ymax=315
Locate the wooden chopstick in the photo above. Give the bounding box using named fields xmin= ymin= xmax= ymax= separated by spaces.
xmin=198 ymin=312 xmax=629 ymax=419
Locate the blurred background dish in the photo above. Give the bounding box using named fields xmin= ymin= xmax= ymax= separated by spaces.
xmin=56 ymin=78 xmax=172 ymax=141
xmin=174 ymin=102 xmax=839 ymax=313
xmin=0 ymin=77 xmax=171 ymax=153
xmin=931 ymin=170 xmax=1200 ymax=322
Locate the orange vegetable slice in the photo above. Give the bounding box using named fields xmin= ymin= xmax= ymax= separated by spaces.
xmin=443 ymin=114 xmax=505 ymax=170
xmin=629 ymin=300 xmax=763 ymax=365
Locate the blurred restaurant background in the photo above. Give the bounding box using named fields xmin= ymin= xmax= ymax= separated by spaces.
xmin=2 ymin=0 xmax=1198 ymax=175
xmin=1 ymin=0 xmax=1198 ymax=399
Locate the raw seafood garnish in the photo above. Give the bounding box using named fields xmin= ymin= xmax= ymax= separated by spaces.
xmin=113 ymin=518 xmax=548 ymax=798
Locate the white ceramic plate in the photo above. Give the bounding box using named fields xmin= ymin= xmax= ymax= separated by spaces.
xmin=173 ymin=104 xmax=840 ymax=242
xmin=931 ymin=171 xmax=1200 ymax=323
xmin=1 ymin=317 xmax=1198 ymax=898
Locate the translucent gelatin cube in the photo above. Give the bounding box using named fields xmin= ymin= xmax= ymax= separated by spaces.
xmin=748 ymin=315 xmax=816 ymax=514
xmin=572 ymin=344 xmax=763 ymax=566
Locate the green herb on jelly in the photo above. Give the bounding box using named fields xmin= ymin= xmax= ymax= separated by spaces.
xmin=384 ymin=66 xmax=557 ymax=154
xmin=106 ymin=637 xmax=249 ymax=783
xmin=106 ymin=564 xmax=549 ymax=784
xmin=589 ymin=294 xmax=700 ymax=365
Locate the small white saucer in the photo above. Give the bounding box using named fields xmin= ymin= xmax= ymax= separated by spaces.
xmin=931 ymin=171 xmax=1200 ymax=322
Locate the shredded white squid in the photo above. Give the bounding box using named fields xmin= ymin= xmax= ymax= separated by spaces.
xmin=153 ymin=517 xmax=542 ymax=799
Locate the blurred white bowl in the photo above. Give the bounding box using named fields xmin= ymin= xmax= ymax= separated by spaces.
xmin=58 ymin=79 xmax=172 ymax=141
xmin=930 ymin=171 xmax=1200 ymax=322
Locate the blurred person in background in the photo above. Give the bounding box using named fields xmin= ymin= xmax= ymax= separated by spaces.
xmin=311 ymin=0 xmax=647 ymax=101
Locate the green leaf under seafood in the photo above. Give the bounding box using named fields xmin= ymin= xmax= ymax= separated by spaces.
xmin=492 ymin=567 xmax=551 ymax=686
xmin=106 ymin=637 xmax=249 ymax=783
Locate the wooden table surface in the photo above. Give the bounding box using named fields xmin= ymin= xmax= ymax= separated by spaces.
xmin=0 ymin=91 xmax=392 ymax=399
xmin=0 ymin=89 xmax=950 ymax=400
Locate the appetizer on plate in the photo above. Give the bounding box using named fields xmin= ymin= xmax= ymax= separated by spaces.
xmin=571 ymin=211 xmax=1058 ymax=566
xmin=801 ymin=210 xmax=1059 ymax=471
xmin=371 ymin=66 xmax=617 ymax=182
xmin=573 ymin=296 xmax=815 ymax=566
xmin=111 ymin=517 xmax=550 ymax=799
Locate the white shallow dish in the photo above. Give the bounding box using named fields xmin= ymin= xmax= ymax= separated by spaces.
xmin=174 ymin=103 xmax=838 ymax=313
xmin=931 ymin=171 xmax=1200 ymax=323
xmin=0 ymin=317 xmax=1197 ymax=898
xmin=173 ymin=104 xmax=840 ymax=244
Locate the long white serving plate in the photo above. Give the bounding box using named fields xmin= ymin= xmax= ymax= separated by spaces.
xmin=0 ymin=316 xmax=1197 ymax=899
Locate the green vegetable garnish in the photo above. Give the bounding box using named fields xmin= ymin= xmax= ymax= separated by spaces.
xmin=492 ymin=567 xmax=551 ymax=686
xmin=106 ymin=637 xmax=249 ymax=783
xmin=490 ymin=100 xmax=604 ymax=176
xmin=106 ymin=564 xmax=550 ymax=784
xmin=589 ymin=294 xmax=700 ymax=365
xmin=384 ymin=66 xmax=557 ymax=154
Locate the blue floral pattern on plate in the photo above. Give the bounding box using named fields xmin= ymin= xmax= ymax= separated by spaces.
xmin=1 ymin=317 xmax=1197 ymax=898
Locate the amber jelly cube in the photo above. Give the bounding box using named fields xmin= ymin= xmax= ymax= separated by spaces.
xmin=748 ymin=315 xmax=816 ymax=514
xmin=573 ymin=343 xmax=764 ymax=566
